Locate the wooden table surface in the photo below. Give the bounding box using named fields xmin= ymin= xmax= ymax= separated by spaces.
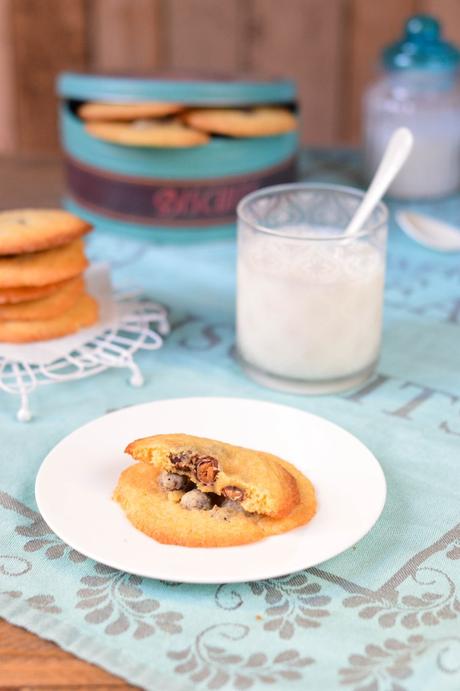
xmin=0 ymin=155 xmax=137 ymax=690
xmin=0 ymin=155 xmax=64 ymax=209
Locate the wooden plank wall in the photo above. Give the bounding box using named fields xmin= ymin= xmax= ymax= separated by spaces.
xmin=0 ymin=0 xmax=459 ymax=153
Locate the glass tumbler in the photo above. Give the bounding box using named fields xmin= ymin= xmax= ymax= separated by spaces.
xmin=236 ymin=183 xmax=388 ymax=394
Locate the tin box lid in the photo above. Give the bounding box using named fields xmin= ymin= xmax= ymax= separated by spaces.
xmin=382 ymin=15 xmax=460 ymax=72
xmin=57 ymin=71 xmax=297 ymax=104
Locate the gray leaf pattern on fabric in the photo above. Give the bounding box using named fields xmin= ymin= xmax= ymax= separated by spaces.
xmin=167 ymin=623 xmax=314 ymax=688
xmin=344 ymin=560 xmax=460 ymax=630
xmin=0 ymin=490 xmax=86 ymax=563
xmin=1 ymin=589 xmax=61 ymax=614
xmin=0 ymin=555 xmax=31 ymax=576
xmin=76 ymin=562 xmax=183 ymax=638
xmin=247 ymin=573 xmax=331 ymax=638
xmin=446 ymin=540 xmax=460 ymax=561
xmin=339 ymin=635 xmax=460 ymax=690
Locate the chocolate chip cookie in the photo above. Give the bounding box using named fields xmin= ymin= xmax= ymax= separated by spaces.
xmin=0 ymin=277 xmax=80 ymax=305
xmin=0 ymin=239 xmax=88 ymax=288
xmin=114 ymin=455 xmax=316 ymax=548
xmin=115 ymin=433 xmax=316 ymax=547
xmin=0 ymin=209 xmax=91 ymax=255
xmin=125 ymin=433 xmax=301 ymax=518
xmin=0 ymin=275 xmax=84 ymax=321
xmin=0 ymin=292 xmax=98 ymax=343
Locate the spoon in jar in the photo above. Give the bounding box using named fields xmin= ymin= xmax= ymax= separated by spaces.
xmin=344 ymin=127 xmax=414 ymax=236
xmin=396 ymin=211 xmax=460 ymax=252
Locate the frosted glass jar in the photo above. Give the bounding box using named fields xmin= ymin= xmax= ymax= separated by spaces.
xmin=236 ymin=183 xmax=388 ymax=395
xmin=363 ymin=15 xmax=460 ymax=200
xmin=364 ymin=70 xmax=460 ymax=199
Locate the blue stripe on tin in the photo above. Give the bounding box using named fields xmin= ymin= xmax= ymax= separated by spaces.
xmin=60 ymin=106 xmax=298 ymax=179
xmin=57 ymin=72 xmax=297 ymax=105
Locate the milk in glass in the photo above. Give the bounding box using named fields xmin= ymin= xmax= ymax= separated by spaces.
xmin=237 ymin=225 xmax=385 ymax=390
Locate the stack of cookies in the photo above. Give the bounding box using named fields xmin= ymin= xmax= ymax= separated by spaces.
xmin=79 ymin=101 xmax=298 ymax=148
xmin=0 ymin=210 xmax=99 ymax=343
xmin=114 ymin=433 xmax=317 ymax=547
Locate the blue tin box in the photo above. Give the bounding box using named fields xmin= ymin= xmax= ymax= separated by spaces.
xmin=57 ymin=72 xmax=299 ymax=242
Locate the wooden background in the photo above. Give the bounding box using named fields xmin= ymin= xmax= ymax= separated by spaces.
xmin=1 ymin=0 xmax=460 ymax=154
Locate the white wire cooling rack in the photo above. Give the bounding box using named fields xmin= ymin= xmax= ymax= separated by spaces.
xmin=0 ymin=294 xmax=169 ymax=422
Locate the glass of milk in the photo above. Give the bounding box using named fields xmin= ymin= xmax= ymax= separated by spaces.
xmin=236 ymin=183 xmax=388 ymax=394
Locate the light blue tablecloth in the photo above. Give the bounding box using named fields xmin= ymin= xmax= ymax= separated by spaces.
xmin=0 ymin=150 xmax=459 ymax=691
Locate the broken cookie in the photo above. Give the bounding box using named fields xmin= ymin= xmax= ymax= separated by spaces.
xmin=114 ymin=433 xmax=317 ymax=547
xmin=124 ymin=433 xmax=301 ymax=518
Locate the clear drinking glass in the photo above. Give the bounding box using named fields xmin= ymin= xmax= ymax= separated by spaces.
xmin=236 ymin=183 xmax=388 ymax=394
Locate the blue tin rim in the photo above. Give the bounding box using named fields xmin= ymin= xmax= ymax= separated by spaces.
xmin=57 ymin=72 xmax=297 ymax=105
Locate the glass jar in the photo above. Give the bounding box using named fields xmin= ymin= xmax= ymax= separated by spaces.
xmin=363 ymin=15 xmax=460 ymax=199
xmin=236 ymin=183 xmax=388 ymax=395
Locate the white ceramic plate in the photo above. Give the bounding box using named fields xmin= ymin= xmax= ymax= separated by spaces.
xmin=35 ymin=397 xmax=386 ymax=583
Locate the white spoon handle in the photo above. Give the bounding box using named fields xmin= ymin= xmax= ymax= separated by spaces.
xmin=345 ymin=127 xmax=414 ymax=237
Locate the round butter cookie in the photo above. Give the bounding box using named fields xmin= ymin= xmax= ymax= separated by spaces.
xmin=0 ymin=239 xmax=88 ymax=288
xmin=0 ymin=275 xmax=84 ymax=321
xmin=113 ymin=461 xmax=316 ymax=548
xmin=0 ymin=209 xmax=91 ymax=256
xmin=78 ymin=101 xmax=184 ymax=121
xmin=0 ymin=293 xmax=98 ymax=343
xmin=183 ymin=107 xmax=297 ymax=138
xmin=85 ymin=118 xmax=210 ymax=148
xmin=0 ymin=277 xmax=79 ymax=305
